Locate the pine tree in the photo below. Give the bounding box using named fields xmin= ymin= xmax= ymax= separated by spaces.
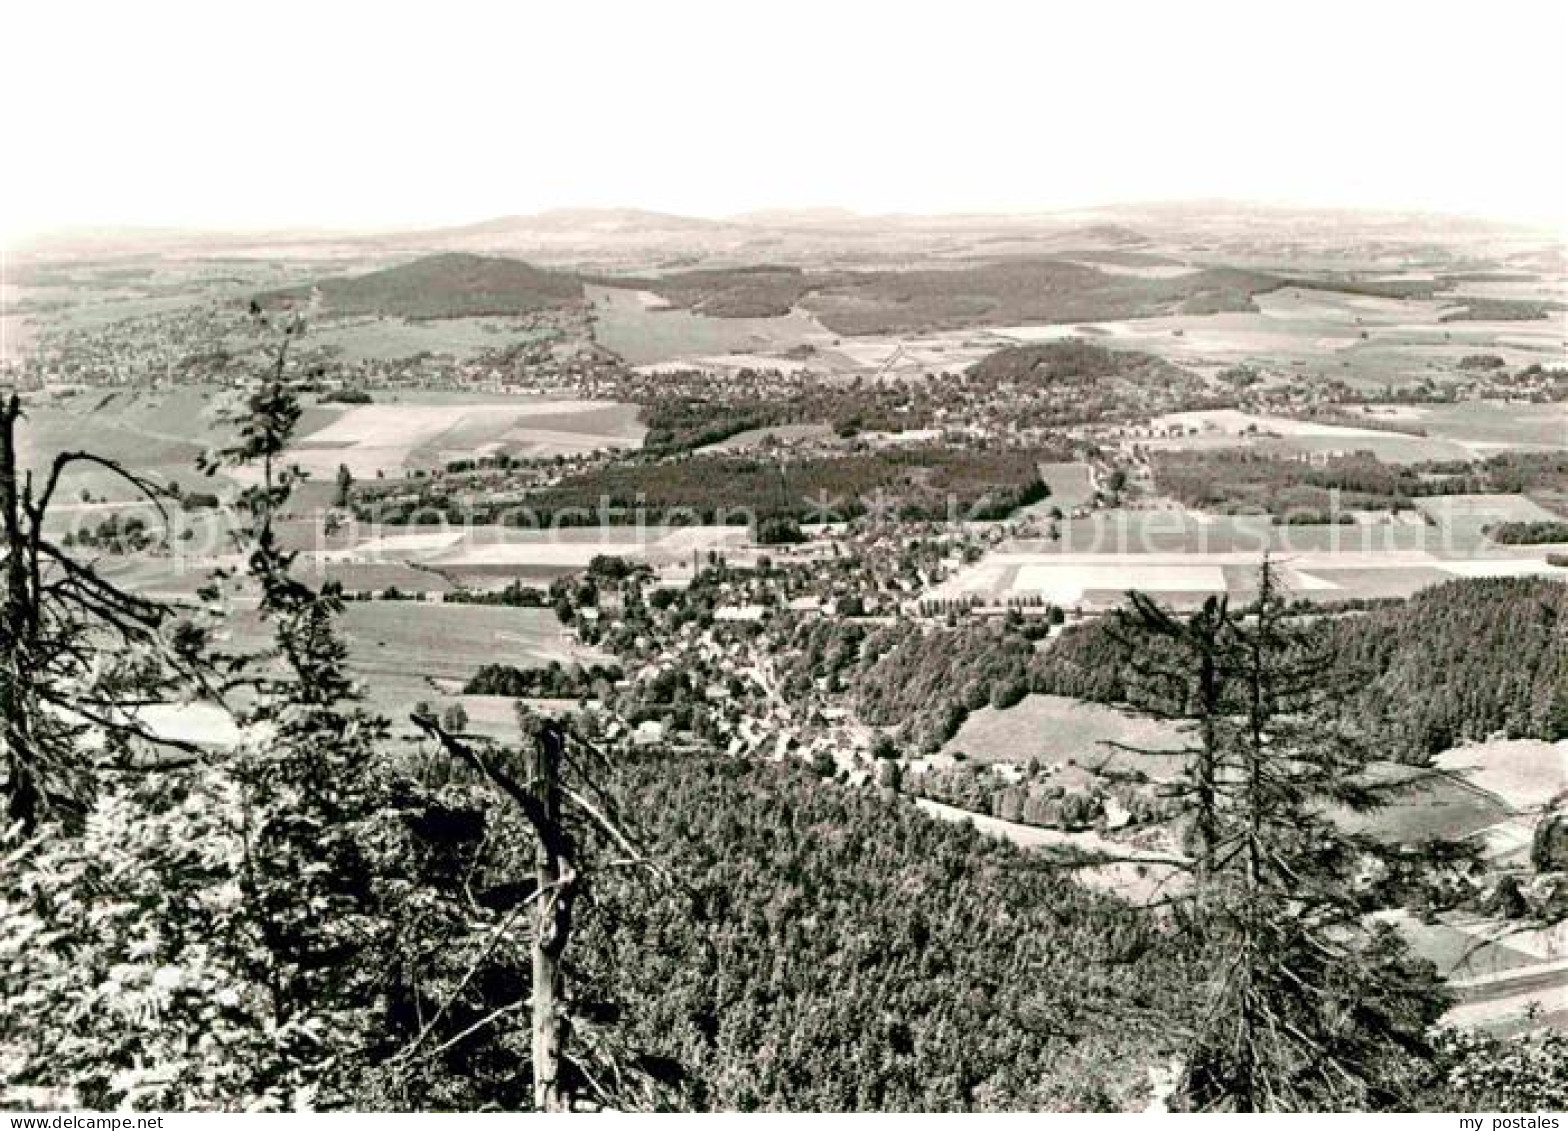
xmin=1114 ymin=560 xmax=1453 ymax=1110
xmin=1108 ymin=592 xmax=1230 ymax=879
xmin=334 ymin=462 xmax=354 ymax=509
xmin=200 ymin=315 xmax=392 ymax=1096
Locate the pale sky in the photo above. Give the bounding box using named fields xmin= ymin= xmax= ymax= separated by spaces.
xmin=4 ymin=0 xmax=1566 ymax=243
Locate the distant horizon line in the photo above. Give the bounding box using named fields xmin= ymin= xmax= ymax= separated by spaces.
xmin=12 ymin=196 xmax=1567 ymax=247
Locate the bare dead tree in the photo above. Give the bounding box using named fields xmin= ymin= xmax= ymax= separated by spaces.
xmin=410 ymin=711 xmax=661 ymax=1112
xmin=0 ymin=393 xmax=214 ymax=830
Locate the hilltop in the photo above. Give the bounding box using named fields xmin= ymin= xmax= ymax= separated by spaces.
xmin=968 ymin=337 xmax=1198 ymax=388
xmin=259 ymin=252 xmax=585 ymax=319
xmin=963 ymin=338 xmax=1216 ymax=421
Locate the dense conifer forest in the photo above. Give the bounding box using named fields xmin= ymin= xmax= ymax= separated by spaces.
xmin=586 ymin=753 xmax=1201 ymax=1111
xmin=802 ymin=577 xmax=1568 ymax=760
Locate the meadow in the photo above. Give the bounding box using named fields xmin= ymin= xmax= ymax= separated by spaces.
xmin=1415 ymin=493 xmax=1567 ymax=546
xmin=984 ymin=284 xmax=1565 ymax=392
xmin=294 ymin=522 xmax=751 ymax=586
xmin=1150 ymin=408 xmax=1475 ymax=463
xmin=1384 ymin=400 xmax=1566 ymax=451
xmin=16 ymin=385 xmax=251 ymax=504
xmin=1148 ymin=402 xmax=1566 ymax=465
xmin=1386 ymin=912 xmax=1545 ymax=981
xmin=15 ymin=385 xmax=647 ymax=505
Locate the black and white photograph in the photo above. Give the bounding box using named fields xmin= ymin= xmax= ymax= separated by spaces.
xmin=1 ymin=0 xmax=1565 ymax=1115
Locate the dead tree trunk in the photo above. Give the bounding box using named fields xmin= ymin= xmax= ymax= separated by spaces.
xmin=530 ymin=721 xmax=573 ymax=1112
xmin=0 ymin=395 xmax=40 ymax=828
xmin=409 ymin=714 xmax=654 ymax=1111
xmin=0 ymin=394 xmax=213 ymax=831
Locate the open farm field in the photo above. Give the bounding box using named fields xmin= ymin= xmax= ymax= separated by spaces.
xmin=1378 ymin=400 xmax=1566 ymax=451
xmin=290 ymin=398 xmax=644 ymax=478
xmin=1026 ymin=503 xmax=1563 ymax=559
xmin=1415 ymin=493 xmax=1568 ymax=545
xmin=447 ymin=694 xmax=581 ymax=741
xmin=93 ymin=554 xmax=224 ymax=598
xmin=1437 ymin=739 xmax=1568 ymax=813
xmin=226 ymin=600 xmax=610 ymax=725
xmin=1415 ymin=493 xmax=1562 ymax=525
xmin=1024 ymin=511 xmax=1442 ymax=555
xmin=1150 ymin=408 xmax=1475 ymax=463
xmin=927 ymin=542 xmax=1568 ymax=608
xmin=589 ymin=284 xmax=830 ymax=366
xmin=1258 ymin=434 xmax=1474 ymax=463
xmin=590 ymin=266 xmax=1564 ymax=394
xmin=341 ymin=603 xmax=600 ymax=679
xmin=305 ymin=562 xmax=458 ymax=594
xmin=942 ymin=694 xmax=1186 ymax=776
xmin=1336 ymin=762 xmax=1512 ymax=844
xmin=342 ymin=603 xmax=610 ymax=724
xmin=16 ymin=385 xmax=241 ymax=499
xmin=1149 ymin=403 xmax=1564 ymax=464
xmin=304 ymin=522 xmax=753 ymax=583
xmin=1036 ymin=461 xmax=1096 ymax=510
xmin=1389 ymin=912 xmax=1547 ymax=981
xmin=982 ymin=283 xmax=1566 ymax=391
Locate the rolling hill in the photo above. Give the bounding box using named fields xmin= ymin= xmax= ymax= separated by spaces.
xmin=261 ymin=252 xmax=585 ymax=319
xmin=602 ymin=257 xmax=1277 ymax=333
xmin=800 ymin=259 xmax=1277 ymax=334
xmin=967 ymin=337 xmax=1208 ymax=396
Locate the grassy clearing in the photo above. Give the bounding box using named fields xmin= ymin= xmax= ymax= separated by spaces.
xmin=1388 ymin=912 xmax=1543 ymax=980
xmin=228 ymin=601 xmax=606 ymax=685
xmin=985 ymin=284 xmax=1564 ymax=392
xmin=1414 ymin=494 xmax=1566 ymax=546
xmin=339 ymin=603 xmax=602 ymax=679
xmin=16 ymin=386 xmax=240 ymax=499
xmin=931 ymin=534 xmax=1567 ymax=607
xmin=1262 ymin=434 xmax=1472 ymax=463
xmin=1154 ymin=408 xmax=1475 ymax=463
